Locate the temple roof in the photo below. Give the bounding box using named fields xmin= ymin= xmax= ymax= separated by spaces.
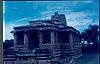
xmin=11 ymin=12 xmax=80 ymax=34
xmin=28 ymin=19 xmax=51 ymax=23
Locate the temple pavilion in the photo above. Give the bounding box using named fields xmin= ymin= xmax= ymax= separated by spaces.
xmin=4 ymin=12 xmax=82 ymax=64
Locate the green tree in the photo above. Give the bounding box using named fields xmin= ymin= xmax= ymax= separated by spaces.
xmin=81 ymin=24 xmax=99 ymax=53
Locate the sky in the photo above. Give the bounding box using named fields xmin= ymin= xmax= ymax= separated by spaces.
xmin=3 ymin=0 xmax=99 ymax=41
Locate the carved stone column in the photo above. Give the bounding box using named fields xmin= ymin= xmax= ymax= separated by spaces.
xmin=54 ymin=32 xmax=59 ymax=49
xmin=50 ymin=31 xmax=56 ymax=50
xmin=68 ymin=33 xmax=74 ymax=63
xmin=13 ymin=33 xmax=19 ymax=51
xmin=24 ymin=33 xmax=28 ymax=45
xmin=38 ymin=32 xmax=43 ymax=47
xmin=50 ymin=31 xmax=55 ymax=44
xmin=69 ymin=33 xmax=74 ymax=49
xmin=14 ymin=34 xmax=17 ymax=47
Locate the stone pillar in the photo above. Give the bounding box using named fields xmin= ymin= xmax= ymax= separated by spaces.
xmin=50 ymin=31 xmax=56 ymax=50
xmin=38 ymin=32 xmax=43 ymax=47
xmin=14 ymin=34 xmax=17 ymax=47
xmin=68 ymin=33 xmax=74 ymax=63
xmin=69 ymin=33 xmax=74 ymax=49
xmin=24 ymin=33 xmax=28 ymax=45
xmin=50 ymin=32 xmax=55 ymax=44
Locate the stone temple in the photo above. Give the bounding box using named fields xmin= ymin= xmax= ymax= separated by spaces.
xmin=4 ymin=12 xmax=82 ymax=64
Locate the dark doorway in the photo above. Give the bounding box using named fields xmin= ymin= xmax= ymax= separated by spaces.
xmin=58 ymin=31 xmax=69 ymax=43
xmin=43 ymin=31 xmax=50 ymax=44
xmin=28 ymin=32 xmax=39 ymax=50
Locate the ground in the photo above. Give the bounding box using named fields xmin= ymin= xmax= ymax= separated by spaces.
xmin=74 ymin=54 xmax=99 ymax=64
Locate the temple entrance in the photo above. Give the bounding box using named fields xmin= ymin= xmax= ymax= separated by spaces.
xmin=28 ymin=32 xmax=39 ymax=50
xmin=57 ymin=31 xmax=69 ymax=43
xmin=43 ymin=31 xmax=50 ymax=44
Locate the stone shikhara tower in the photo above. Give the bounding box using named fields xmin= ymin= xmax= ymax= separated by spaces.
xmin=5 ymin=12 xmax=82 ymax=64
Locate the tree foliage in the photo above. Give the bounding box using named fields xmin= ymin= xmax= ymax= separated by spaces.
xmin=81 ymin=24 xmax=99 ymax=47
xmin=81 ymin=24 xmax=99 ymax=53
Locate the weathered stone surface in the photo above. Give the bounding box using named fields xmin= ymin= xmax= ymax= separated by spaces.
xmin=4 ymin=12 xmax=82 ymax=64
